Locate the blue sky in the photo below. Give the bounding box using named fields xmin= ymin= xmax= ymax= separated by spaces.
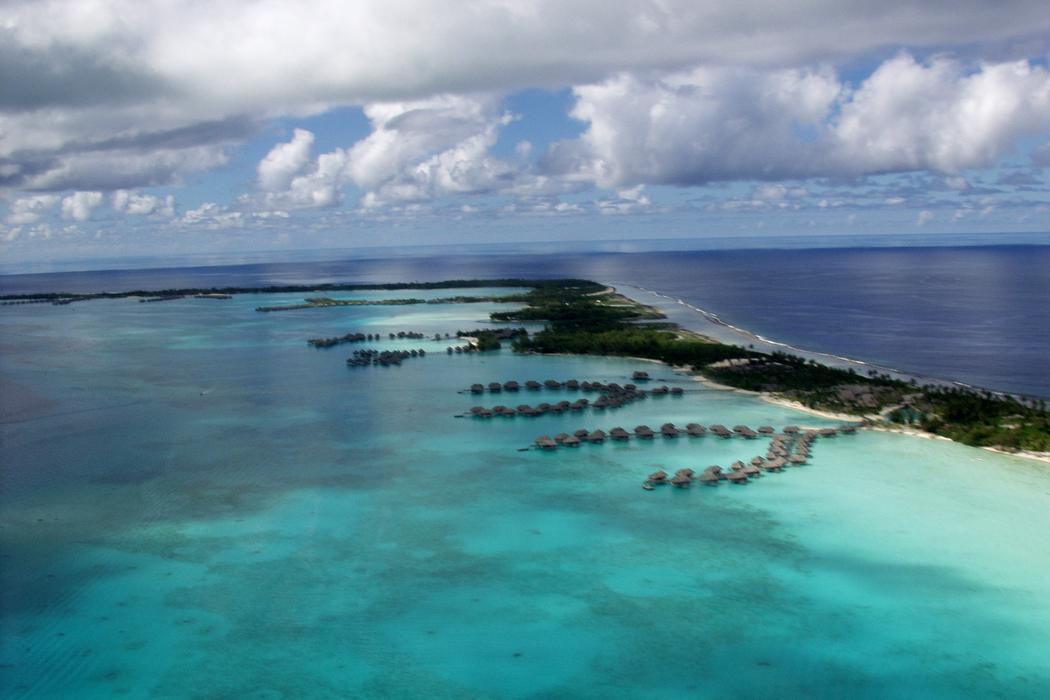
xmin=1 ymin=1 xmax=1049 ymax=266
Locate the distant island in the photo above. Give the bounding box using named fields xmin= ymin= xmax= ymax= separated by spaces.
xmin=5 ymin=277 xmax=1048 ymax=457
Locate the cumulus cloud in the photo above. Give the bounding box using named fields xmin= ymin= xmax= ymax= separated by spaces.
xmin=257 ymin=129 xmax=315 ymax=192
xmin=548 ymin=55 xmax=1050 ymax=187
xmin=60 ymin=191 xmax=102 ymax=221
xmin=112 ymin=190 xmax=175 ymax=216
xmin=5 ymin=194 xmax=59 ymax=224
xmin=828 ymin=54 xmax=1050 ymax=174
xmin=2 ymin=1 xmax=1048 ymax=197
xmin=253 ymin=95 xmax=525 ymax=208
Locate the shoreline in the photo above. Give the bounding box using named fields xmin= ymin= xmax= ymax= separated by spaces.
xmin=594 ymin=287 xmax=1050 ymax=466
xmin=608 ymin=281 xmax=1047 ymax=404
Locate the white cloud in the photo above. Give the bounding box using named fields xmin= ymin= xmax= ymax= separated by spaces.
xmin=550 ymin=54 xmax=1050 ymax=187
xmin=547 ymin=65 xmax=841 ymax=187
xmin=253 ymin=94 xmax=524 ymax=209
xmin=258 ymin=129 xmax=315 ymax=192
xmin=828 ymin=54 xmax=1050 ymax=174
xmin=916 ymin=209 xmax=934 ymax=226
xmin=2 ymin=1 xmax=1048 ymax=197
xmin=112 ymin=190 xmax=176 ymax=216
xmin=60 ymin=191 xmax=103 ymax=221
xmin=5 ymin=194 xmax=59 ymax=224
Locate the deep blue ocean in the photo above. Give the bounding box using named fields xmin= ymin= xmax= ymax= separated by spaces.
xmin=3 ymin=244 xmax=1048 ymax=398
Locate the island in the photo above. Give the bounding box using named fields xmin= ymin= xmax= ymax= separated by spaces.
xmin=5 ymin=277 xmax=1047 ymax=456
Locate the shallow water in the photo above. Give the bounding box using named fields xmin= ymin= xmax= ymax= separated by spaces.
xmin=2 ymin=290 xmax=1050 ymax=698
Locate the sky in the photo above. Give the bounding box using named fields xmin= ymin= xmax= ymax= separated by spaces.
xmin=2 ymin=0 xmax=1050 ymax=266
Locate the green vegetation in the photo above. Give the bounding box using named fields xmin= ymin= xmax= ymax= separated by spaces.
xmin=13 ymin=274 xmax=1048 ymax=453
xmin=500 ymin=280 xmax=1050 ymax=454
xmin=456 ymin=327 xmax=527 ymax=351
xmin=0 ymin=278 xmax=589 ymax=304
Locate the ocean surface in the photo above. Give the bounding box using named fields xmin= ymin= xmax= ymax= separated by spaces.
xmin=2 ymin=267 xmax=1050 ymax=697
xmin=2 ymin=244 xmax=1048 ymax=398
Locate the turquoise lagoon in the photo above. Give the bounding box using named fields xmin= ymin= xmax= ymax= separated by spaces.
xmin=2 ymin=289 xmax=1050 ymax=698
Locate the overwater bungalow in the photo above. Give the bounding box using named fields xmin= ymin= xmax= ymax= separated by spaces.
xmin=758 ymin=426 xmax=775 ymax=434
xmin=675 ymin=468 xmax=695 ymax=478
xmin=819 ymin=427 xmax=837 ymax=437
xmin=742 ymin=464 xmax=761 ymax=477
xmin=517 ymin=406 xmax=536 ymax=416
xmin=686 ymin=423 xmax=707 ymax=436
xmin=730 ymin=460 xmax=746 ymax=472
xmin=587 ymin=430 xmax=607 ymax=443
xmin=470 ymin=406 xmax=485 ymax=414
xmin=535 ymin=435 xmax=557 ymax=450
xmin=670 ymin=387 xmax=684 ymax=395
xmin=670 ymin=473 xmax=691 ymax=488
xmin=764 ymin=459 xmax=785 ymax=472
xmin=790 ymin=455 xmax=807 ymax=465
xmin=544 ymin=379 xmax=561 ymax=388
xmin=470 ymin=383 xmax=485 ymax=393
xmin=556 ymin=400 xmax=571 ymax=410
xmin=632 ymin=371 xmax=650 ymax=380
xmin=783 ymin=425 xmax=800 ymax=434
xmin=488 ymin=382 xmax=502 ymax=392
xmin=574 ymin=429 xmax=590 ymax=438
xmin=840 ymin=425 xmax=857 ymax=434
xmin=726 ymin=472 xmax=749 ymax=484
xmin=504 ymin=380 xmax=520 ymax=391
xmin=537 ymin=402 xmax=552 ymax=412
xmin=563 ymin=435 xmax=581 ymax=447
xmin=648 ymin=469 xmax=668 ymax=483
xmin=651 ymin=385 xmax=669 ymax=395
xmin=554 ymin=433 xmax=571 ymax=444
xmin=447 ymin=347 xmax=454 ymax=354
xmin=660 ymin=423 xmax=680 ymax=437
xmin=634 ymin=425 xmax=655 ymax=439
xmin=698 ymin=471 xmax=721 ymax=485
xmin=610 ymin=427 xmax=630 ymax=440
xmin=751 ymin=456 xmax=766 ymax=466
xmin=526 ymin=380 xmax=542 ymax=390
xmin=565 ymin=379 xmax=579 ymax=390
